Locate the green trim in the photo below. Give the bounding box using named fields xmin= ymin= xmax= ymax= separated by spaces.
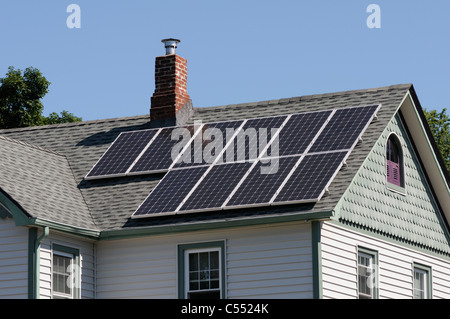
xmin=52 ymin=244 xmax=81 ymax=299
xmin=331 ymin=219 xmax=450 ymax=260
xmin=31 ymin=218 xmax=100 ymax=239
xmin=311 ymin=221 xmax=322 ymax=299
xmin=177 ymin=241 xmax=226 ymax=299
xmin=0 ymin=190 xmax=31 ymax=226
xmin=102 ymin=211 xmax=333 ymax=241
xmin=28 ymin=228 xmax=37 ymax=299
xmin=413 ymin=262 xmax=432 ymax=299
xmin=357 ymin=246 xmax=379 ymax=299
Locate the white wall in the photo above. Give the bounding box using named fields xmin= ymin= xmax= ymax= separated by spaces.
xmin=38 ymin=230 xmax=96 ymax=299
xmin=0 ymin=219 xmax=28 ymax=299
xmin=321 ymin=221 xmax=450 ymax=299
xmin=96 ymin=222 xmax=313 ymax=299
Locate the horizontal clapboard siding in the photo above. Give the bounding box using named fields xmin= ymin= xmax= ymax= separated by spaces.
xmin=96 ymin=222 xmax=313 ymax=299
xmin=0 ymin=219 xmax=28 ymax=299
xmin=321 ymin=222 xmax=450 ymax=299
xmin=39 ymin=231 xmax=96 ymax=299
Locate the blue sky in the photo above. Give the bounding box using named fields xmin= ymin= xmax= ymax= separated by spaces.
xmin=1 ymin=1 xmax=449 ymax=121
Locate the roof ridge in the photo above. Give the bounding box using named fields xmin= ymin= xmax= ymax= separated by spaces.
xmin=0 ymin=134 xmax=63 ymax=156
xmin=0 ymin=114 xmax=150 ymax=133
xmin=195 ymin=83 xmax=412 ymax=111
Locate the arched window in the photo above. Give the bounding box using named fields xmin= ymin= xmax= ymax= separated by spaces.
xmin=386 ymin=133 xmax=404 ymax=187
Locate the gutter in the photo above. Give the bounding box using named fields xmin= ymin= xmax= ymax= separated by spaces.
xmin=29 ymin=226 xmax=49 ymax=299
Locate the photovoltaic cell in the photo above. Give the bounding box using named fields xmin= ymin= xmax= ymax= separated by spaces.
xmin=309 ymin=105 xmax=378 ymax=153
xmin=224 ymin=115 xmax=288 ymax=162
xmin=86 ymin=129 xmax=159 ymax=178
xmin=272 ymin=151 xmax=347 ymax=203
xmin=275 ymin=110 xmax=332 ymax=156
xmin=226 ymin=156 xmax=300 ymax=207
xmin=129 ymin=125 xmax=198 ymax=173
xmin=173 ymin=120 xmax=244 ymax=168
xmin=179 ymin=162 xmax=252 ymax=212
xmin=133 ymin=166 xmax=209 ymax=216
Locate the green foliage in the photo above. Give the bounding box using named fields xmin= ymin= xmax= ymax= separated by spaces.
xmin=0 ymin=66 xmax=49 ymax=129
xmin=424 ymin=108 xmax=450 ymax=173
xmin=0 ymin=66 xmax=82 ymax=129
xmin=42 ymin=110 xmax=82 ymax=125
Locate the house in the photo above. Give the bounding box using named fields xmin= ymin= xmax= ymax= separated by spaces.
xmin=0 ymin=39 xmax=449 ymax=299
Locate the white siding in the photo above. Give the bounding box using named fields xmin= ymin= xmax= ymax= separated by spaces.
xmin=38 ymin=230 xmax=96 ymax=299
xmin=96 ymin=222 xmax=313 ymax=299
xmin=321 ymin=222 xmax=450 ymax=299
xmin=0 ymin=219 xmax=28 ymax=299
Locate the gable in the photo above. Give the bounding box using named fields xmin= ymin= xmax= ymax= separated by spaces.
xmin=335 ymin=111 xmax=450 ymax=256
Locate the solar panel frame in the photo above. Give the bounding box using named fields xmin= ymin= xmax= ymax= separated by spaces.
xmin=132 ymin=165 xmax=210 ymax=218
xmin=270 ymin=151 xmax=348 ymax=205
xmin=223 ymin=155 xmax=302 ymax=209
xmin=170 ymin=119 xmax=245 ymax=169
xmin=309 ymin=104 xmax=381 ymax=153
xmin=176 ymin=161 xmax=254 ymax=214
xmin=84 ymin=128 xmax=162 ymax=180
xmin=128 ymin=124 xmax=202 ymax=174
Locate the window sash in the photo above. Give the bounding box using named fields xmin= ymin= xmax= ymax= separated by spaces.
xmin=185 ymin=248 xmax=221 ymax=298
xmin=52 ymin=251 xmax=74 ymax=299
xmin=413 ymin=267 xmax=428 ymax=299
xmin=357 ymin=251 xmax=377 ymax=299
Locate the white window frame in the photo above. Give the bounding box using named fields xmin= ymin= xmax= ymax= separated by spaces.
xmin=52 ymin=250 xmax=75 ymax=299
xmin=184 ymin=247 xmax=222 ymax=299
xmin=357 ymin=247 xmax=378 ymax=299
xmin=413 ymin=264 xmax=431 ymax=299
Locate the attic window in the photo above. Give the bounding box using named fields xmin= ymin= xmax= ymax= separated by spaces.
xmin=386 ymin=133 xmax=404 ymax=188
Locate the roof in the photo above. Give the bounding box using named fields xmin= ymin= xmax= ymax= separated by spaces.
xmin=0 ymin=83 xmax=435 ymax=234
xmin=0 ymin=135 xmax=96 ymax=230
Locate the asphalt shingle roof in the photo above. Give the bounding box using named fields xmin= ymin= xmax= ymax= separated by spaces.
xmin=0 ymin=84 xmax=412 ymax=231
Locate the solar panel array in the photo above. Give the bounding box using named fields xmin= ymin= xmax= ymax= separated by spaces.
xmin=84 ymin=104 xmax=380 ymax=217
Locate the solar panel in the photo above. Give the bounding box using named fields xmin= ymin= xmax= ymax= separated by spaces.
xmin=225 ymin=155 xmax=301 ymax=208
xmin=275 ymin=110 xmax=333 ymax=156
xmin=272 ymin=151 xmax=347 ymax=204
xmin=133 ymin=166 xmax=209 ymax=217
xmin=85 ymin=129 xmax=159 ymax=179
xmin=172 ymin=120 xmax=244 ymax=168
xmin=129 ymin=125 xmax=198 ymax=174
xmin=224 ymin=115 xmax=288 ymax=162
xmin=309 ymin=105 xmax=379 ymax=153
xmin=178 ymin=162 xmax=253 ymax=213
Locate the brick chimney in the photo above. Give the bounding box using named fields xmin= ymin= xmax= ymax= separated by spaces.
xmin=150 ymin=38 xmax=193 ymax=125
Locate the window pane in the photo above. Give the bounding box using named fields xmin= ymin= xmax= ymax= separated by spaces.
xmin=413 ymin=268 xmax=428 ymax=299
xmin=199 ymin=252 xmax=209 ymax=271
xmin=210 ymin=251 xmax=219 ymax=269
xmin=358 ymin=252 xmax=374 ymax=299
xmin=189 ymin=253 xmax=198 ymax=272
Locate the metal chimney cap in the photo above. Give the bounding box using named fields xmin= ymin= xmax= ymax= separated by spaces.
xmin=161 ymin=38 xmax=181 ymax=55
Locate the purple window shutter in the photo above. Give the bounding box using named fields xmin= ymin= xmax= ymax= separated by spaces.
xmin=387 ymin=159 xmax=400 ymax=186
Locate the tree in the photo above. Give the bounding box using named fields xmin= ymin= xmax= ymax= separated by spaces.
xmin=42 ymin=110 xmax=82 ymax=125
xmin=423 ymin=108 xmax=450 ymax=173
xmin=0 ymin=66 xmax=82 ymax=129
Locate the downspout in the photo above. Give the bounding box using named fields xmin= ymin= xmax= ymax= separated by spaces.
xmin=33 ymin=226 xmax=49 ymax=299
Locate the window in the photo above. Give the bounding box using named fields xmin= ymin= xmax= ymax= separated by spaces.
xmin=52 ymin=244 xmax=80 ymax=299
xmin=386 ymin=133 xmax=404 ymax=188
xmin=178 ymin=241 xmax=225 ymax=299
xmin=413 ymin=264 xmax=432 ymax=299
xmin=357 ymin=248 xmax=378 ymax=299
